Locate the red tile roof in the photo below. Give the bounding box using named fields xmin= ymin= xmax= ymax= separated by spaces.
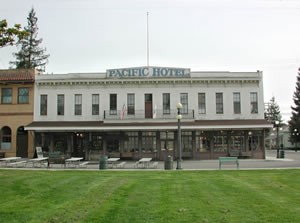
xmin=0 ymin=69 xmax=35 ymax=82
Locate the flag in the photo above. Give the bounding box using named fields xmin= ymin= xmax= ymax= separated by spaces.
xmin=153 ymin=104 xmax=157 ymax=119
xmin=120 ymin=104 xmax=126 ymax=120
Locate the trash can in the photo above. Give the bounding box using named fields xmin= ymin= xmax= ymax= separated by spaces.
xmin=164 ymin=155 xmax=173 ymax=170
xmin=280 ymin=150 xmax=285 ymax=159
xmin=99 ymin=155 xmax=108 ymax=169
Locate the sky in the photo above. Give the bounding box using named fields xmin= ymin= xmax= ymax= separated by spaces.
xmin=1 ymin=0 xmax=300 ymax=122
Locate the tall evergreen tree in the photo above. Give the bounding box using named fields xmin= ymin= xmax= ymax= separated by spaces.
xmin=265 ymin=96 xmax=283 ymax=124
xmin=289 ymin=68 xmax=300 ymax=145
xmin=10 ymin=8 xmax=49 ymax=72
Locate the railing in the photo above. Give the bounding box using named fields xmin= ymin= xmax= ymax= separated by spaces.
xmin=104 ymin=109 xmax=194 ymax=120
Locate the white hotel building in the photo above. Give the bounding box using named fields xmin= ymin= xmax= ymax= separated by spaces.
xmin=26 ymin=66 xmax=272 ymax=160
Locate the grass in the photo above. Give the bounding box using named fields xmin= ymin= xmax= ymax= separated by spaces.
xmin=0 ymin=169 xmax=299 ymax=223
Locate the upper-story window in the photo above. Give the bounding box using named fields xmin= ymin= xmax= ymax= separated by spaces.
xmin=57 ymin=94 xmax=65 ymax=116
xmin=163 ymin=93 xmax=170 ymax=114
xmin=198 ymin=93 xmax=206 ymax=114
xmin=18 ymin=87 xmax=29 ymax=104
xmin=92 ymin=94 xmax=99 ymax=115
xmin=110 ymin=94 xmax=117 ymax=115
xmin=216 ymin=93 xmax=223 ymax=114
xmin=180 ymin=93 xmax=188 ymax=114
xmin=75 ymin=94 xmax=82 ymax=115
xmin=40 ymin=95 xmax=47 ymax=116
xmin=1 ymin=88 xmax=12 ymax=104
xmin=250 ymin=92 xmax=258 ymax=113
xmin=233 ymin=92 xmax=241 ymax=114
xmin=127 ymin=94 xmax=135 ymax=115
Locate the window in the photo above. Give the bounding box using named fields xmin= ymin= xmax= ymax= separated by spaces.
xmin=163 ymin=93 xmax=170 ymax=114
xmin=233 ymin=92 xmax=241 ymax=114
xmin=75 ymin=94 xmax=82 ymax=115
xmin=92 ymin=94 xmax=99 ymax=115
xmin=18 ymin=88 xmax=29 ymax=104
xmin=1 ymin=88 xmax=12 ymax=104
xmin=110 ymin=94 xmax=117 ymax=115
xmin=180 ymin=93 xmax=188 ymax=114
xmin=1 ymin=126 xmax=11 ymax=149
xmin=127 ymin=94 xmax=135 ymax=115
xmin=250 ymin=92 xmax=258 ymax=113
xmin=57 ymin=94 xmax=64 ymax=115
xmin=182 ymin=132 xmax=192 ymax=152
xmin=198 ymin=93 xmax=206 ymax=114
xmin=40 ymin=95 xmax=48 ymax=116
xmin=216 ymin=93 xmax=223 ymax=114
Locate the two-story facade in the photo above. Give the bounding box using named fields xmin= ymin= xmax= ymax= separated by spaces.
xmin=25 ymin=66 xmax=272 ymax=160
xmin=0 ymin=69 xmax=35 ymax=158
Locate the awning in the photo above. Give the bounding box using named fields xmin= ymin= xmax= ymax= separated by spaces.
xmin=25 ymin=119 xmax=273 ymax=132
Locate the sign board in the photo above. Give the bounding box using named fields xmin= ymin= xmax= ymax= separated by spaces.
xmin=106 ymin=66 xmax=190 ymax=79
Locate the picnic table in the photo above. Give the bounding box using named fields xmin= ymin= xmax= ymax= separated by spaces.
xmin=107 ymin=158 xmax=120 ymax=168
xmin=65 ymin=157 xmax=84 ymax=168
xmin=28 ymin=157 xmax=49 ymax=167
xmin=135 ymin=158 xmax=152 ymax=168
xmin=0 ymin=157 xmax=22 ymax=166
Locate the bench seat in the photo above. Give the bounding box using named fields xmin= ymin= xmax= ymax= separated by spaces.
xmin=47 ymin=152 xmax=66 ymax=168
xmin=116 ymin=162 xmax=126 ymax=168
xmin=219 ymin=157 xmax=239 ymax=169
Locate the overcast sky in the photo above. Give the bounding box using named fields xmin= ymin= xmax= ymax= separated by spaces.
xmin=1 ymin=0 xmax=300 ymax=122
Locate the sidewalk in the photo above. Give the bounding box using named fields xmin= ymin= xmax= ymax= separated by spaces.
xmin=1 ymin=150 xmax=299 ymax=171
xmin=55 ymin=150 xmax=300 ymax=170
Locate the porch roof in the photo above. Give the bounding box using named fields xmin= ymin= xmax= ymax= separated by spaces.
xmin=25 ymin=119 xmax=273 ymax=131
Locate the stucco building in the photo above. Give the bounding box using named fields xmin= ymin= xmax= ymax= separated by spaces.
xmin=26 ymin=66 xmax=272 ymax=160
xmin=0 ymin=69 xmax=35 ymax=158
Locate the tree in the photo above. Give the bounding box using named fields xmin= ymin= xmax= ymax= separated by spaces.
xmin=10 ymin=8 xmax=49 ymax=72
xmin=289 ymin=68 xmax=300 ymax=145
xmin=0 ymin=19 xmax=28 ymax=48
xmin=265 ymin=96 xmax=283 ymax=124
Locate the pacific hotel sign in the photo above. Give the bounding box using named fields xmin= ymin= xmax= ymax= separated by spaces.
xmin=107 ymin=66 xmax=191 ymax=78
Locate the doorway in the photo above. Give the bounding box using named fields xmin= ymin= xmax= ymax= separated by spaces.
xmin=16 ymin=126 xmax=28 ymax=158
xmin=145 ymin=94 xmax=153 ymax=118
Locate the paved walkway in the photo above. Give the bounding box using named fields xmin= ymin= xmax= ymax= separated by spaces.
xmin=53 ymin=150 xmax=300 ymax=170
xmin=1 ymin=150 xmax=300 ymax=171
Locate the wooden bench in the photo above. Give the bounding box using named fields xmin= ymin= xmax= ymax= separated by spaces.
xmin=219 ymin=157 xmax=239 ymax=169
xmin=48 ymin=152 xmax=66 ymax=168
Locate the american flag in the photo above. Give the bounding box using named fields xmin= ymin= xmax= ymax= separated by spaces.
xmin=120 ymin=104 xmax=126 ymax=120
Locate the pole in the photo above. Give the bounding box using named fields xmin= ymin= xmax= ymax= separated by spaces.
xmin=147 ymin=11 xmax=149 ymax=67
xmin=276 ymin=126 xmax=279 ymax=158
xmin=177 ymin=109 xmax=182 ymax=170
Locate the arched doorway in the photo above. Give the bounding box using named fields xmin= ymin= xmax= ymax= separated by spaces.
xmin=16 ymin=126 xmax=28 ymax=158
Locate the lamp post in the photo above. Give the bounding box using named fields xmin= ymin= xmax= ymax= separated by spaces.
xmin=176 ymin=102 xmax=183 ymax=170
xmin=292 ymin=128 xmax=299 ymax=151
xmin=274 ymin=121 xmax=280 ymax=158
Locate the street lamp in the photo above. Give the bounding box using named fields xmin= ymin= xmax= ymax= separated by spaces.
xmin=274 ymin=121 xmax=280 ymax=158
xmin=176 ymin=102 xmax=183 ymax=170
xmin=292 ymin=128 xmax=299 ymax=151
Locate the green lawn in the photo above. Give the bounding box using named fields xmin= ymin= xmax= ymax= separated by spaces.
xmin=0 ymin=169 xmax=299 ymax=223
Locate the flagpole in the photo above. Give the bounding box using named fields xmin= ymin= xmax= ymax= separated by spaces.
xmin=147 ymin=11 xmax=149 ymax=67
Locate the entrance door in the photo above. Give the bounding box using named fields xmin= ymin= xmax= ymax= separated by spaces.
xmin=145 ymin=94 xmax=153 ymax=118
xmin=16 ymin=126 xmax=28 ymax=158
